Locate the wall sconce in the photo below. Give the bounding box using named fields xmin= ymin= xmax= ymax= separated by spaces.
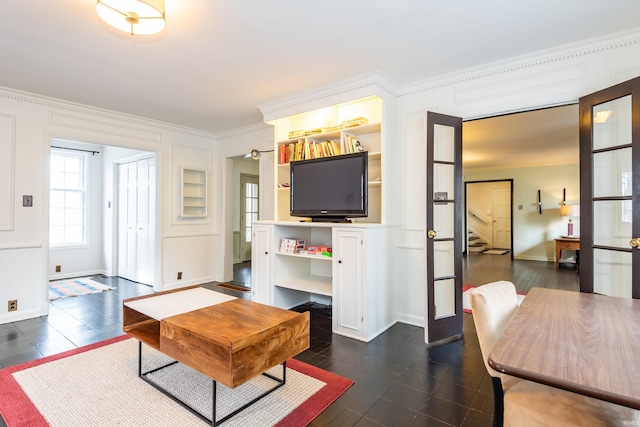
xmin=561 ymin=204 xmax=580 ymax=237
xmin=537 ymin=190 xmax=542 ymax=214
xmin=245 ymin=149 xmax=274 ymax=160
xmin=96 ymin=0 xmax=166 ymax=36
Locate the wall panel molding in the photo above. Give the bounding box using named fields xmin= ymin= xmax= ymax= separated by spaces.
xmin=49 ymin=112 xmax=162 ymax=144
xmin=0 ymin=113 xmax=15 ymax=231
xmin=0 ymin=86 xmax=214 ymax=139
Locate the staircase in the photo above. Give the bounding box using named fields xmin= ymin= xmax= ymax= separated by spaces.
xmin=468 ymin=231 xmax=488 ymax=253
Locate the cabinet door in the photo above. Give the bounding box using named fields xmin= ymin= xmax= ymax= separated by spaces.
xmin=333 ymin=229 xmax=363 ymax=337
xmin=251 ymin=225 xmax=272 ymax=304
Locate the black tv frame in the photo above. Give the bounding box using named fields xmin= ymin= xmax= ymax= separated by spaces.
xmin=289 ymin=152 xmax=368 ymax=223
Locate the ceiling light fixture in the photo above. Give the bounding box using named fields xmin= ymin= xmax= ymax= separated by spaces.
xmin=96 ymin=0 xmax=165 ymax=36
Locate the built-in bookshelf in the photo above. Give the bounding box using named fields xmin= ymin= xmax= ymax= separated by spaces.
xmin=271 ymin=96 xmax=384 ymax=223
xmin=180 ymin=167 xmax=207 ymax=217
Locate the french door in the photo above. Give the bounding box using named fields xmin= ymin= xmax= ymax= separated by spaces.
xmin=426 ymin=112 xmax=463 ymax=342
xmin=579 ymin=76 xmax=640 ymax=298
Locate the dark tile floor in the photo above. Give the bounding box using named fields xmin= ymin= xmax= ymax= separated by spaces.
xmin=0 ymin=256 xmax=571 ymax=426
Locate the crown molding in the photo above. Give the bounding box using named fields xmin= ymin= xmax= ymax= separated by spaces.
xmin=215 ymin=121 xmax=273 ymax=140
xmin=258 ymin=71 xmax=399 ymax=123
xmin=399 ymin=28 xmax=640 ymax=98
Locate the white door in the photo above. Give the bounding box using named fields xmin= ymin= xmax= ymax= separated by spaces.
xmin=492 ymin=187 xmax=511 ymax=250
xmin=251 ymin=224 xmax=271 ymax=304
xmin=117 ymin=157 xmax=156 ymax=285
xmin=333 ymin=228 xmax=363 ymax=338
xmin=579 ymin=76 xmax=640 ymax=298
xmin=240 ymin=174 xmax=259 ymax=262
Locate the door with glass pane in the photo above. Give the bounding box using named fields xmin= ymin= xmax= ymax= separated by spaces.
xmin=426 ymin=112 xmax=463 ymax=342
xmin=240 ymin=174 xmax=259 ymax=262
xmin=579 ymin=76 xmax=640 ymax=298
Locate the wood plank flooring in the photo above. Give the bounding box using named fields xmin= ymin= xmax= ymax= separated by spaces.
xmin=0 ymin=255 xmax=579 ymax=426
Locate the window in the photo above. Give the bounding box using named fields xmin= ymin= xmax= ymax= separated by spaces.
xmin=50 ymin=150 xmax=87 ymax=246
xmin=245 ymin=181 xmax=258 ymax=242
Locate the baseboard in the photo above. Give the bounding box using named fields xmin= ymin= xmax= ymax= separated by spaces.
xmin=48 ymin=269 xmax=104 ymax=281
xmin=396 ymin=313 xmax=424 ymax=327
xmin=512 ymin=255 xmax=553 ymax=262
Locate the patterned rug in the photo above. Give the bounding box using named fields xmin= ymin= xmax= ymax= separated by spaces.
xmin=48 ymin=277 xmax=116 ymax=300
xmin=0 ymin=336 xmax=353 ymax=427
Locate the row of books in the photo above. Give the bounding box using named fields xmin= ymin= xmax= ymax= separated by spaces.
xmin=278 ymin=135 xmax=365 ymax=164
xmin=287 ymin=117 xmax=368 ymax=139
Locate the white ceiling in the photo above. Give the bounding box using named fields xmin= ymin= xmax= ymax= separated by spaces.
xmin=0 ymin=1 xmax=636 ymax=166
xmin=463 ymin=104 xmax=579 ymax=170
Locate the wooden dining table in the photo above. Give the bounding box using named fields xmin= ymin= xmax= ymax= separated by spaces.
xmin=488 ymin=287 xmax=640 ymax=410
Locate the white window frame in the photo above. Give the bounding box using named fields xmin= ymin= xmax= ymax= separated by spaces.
xmin=49 ymin=148 xmax=89 ymax=248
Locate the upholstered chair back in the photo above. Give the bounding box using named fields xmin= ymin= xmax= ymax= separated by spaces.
xmin=470 ymin=280 xmax=519 ymax=378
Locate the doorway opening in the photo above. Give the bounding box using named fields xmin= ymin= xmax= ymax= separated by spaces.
xmin=48 ymin=138 xmax=157 ymax=290
xmin=230 ymin=157 xmax=260 ymax=289
xmin=462 ymin=104 xmax=579 ymax=267
xmin=464 ymin=180 xmax=513 ymax=256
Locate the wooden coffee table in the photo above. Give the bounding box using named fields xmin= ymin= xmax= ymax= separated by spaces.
xmin=123 ymin=286 xmax=310 ymax=426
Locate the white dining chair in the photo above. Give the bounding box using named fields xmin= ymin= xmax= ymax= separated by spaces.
xmin=470 ymin=280 xmax=638 ymax=427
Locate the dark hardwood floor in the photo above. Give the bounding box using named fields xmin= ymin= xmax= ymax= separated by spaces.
xmin=0 ymin=255 xmax=579 ymax=426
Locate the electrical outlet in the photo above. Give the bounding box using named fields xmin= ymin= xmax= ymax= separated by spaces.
xmin=55 ymin=265 xmax=61 ymax=273
xmin=8 ymin=300 xmax=17 ymax=312
xmin=177 ymin=272 xmax=182 ymax=280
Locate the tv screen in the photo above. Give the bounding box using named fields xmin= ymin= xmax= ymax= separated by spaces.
xmin=290 ymin=152 xmax=368 ymax=222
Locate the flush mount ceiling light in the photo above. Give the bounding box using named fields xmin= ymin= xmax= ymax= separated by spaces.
xmin=96 ymin=0 xmax=165 ymax=36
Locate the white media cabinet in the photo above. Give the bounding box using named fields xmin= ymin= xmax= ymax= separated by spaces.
xmin=251 ymin=221 xmax=394 ymax=342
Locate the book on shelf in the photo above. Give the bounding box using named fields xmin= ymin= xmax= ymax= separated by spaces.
xmin=279 ymin=139 xmax=345 ymax=163
xmin=341 ymin=134 xmax=365 ymax=154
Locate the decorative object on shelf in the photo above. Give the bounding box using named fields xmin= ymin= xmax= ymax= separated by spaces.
xmin=280 ymin=238 xmax=306 ymax=254
xmin=96 ymin=0 xmax=165 ymax=36
xmin=561 ymin=204 xmax=580 ymax=237
xmin=246 ymin=148 xmax=274 ymax=160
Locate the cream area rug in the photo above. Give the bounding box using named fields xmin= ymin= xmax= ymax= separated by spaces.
xmin=0 ymin=336 xmax=353 ymax=427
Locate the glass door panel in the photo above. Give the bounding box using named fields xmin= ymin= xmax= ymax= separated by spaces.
xmin=592 ymin=97 xmax=631 ymax=150
xmin=593 ymin=201 xmax=632 ymax=247
xmin=593 ymin=248 xmax=632 ymax=297
xmin=435 ymin=278 xmax=455 ymax=320
xmin=593 ymin=149 xmax=631 ymax=197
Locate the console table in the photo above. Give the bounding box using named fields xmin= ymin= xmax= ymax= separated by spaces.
xmin=555 ymin=237 xmax=580 ymax=269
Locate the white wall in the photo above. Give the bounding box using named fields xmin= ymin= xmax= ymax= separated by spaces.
xmin=465 ymin=164 xmax=580 ymax=261
xmin=0 ymin=89 xmax=218 ymax=323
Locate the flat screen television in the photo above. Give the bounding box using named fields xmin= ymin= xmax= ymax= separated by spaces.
xmin=290 ymin=152 xmax=368 ymax=222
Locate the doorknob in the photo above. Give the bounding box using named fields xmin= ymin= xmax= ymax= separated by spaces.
xmin=428 ymin=230 xmax=437 ymax=239
xmin=630 ymin=238 xmax=640 ymax=248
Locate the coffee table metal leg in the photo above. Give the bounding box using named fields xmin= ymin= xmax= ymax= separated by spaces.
xmin=137 ymin=341 xmax=287 ymax=426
